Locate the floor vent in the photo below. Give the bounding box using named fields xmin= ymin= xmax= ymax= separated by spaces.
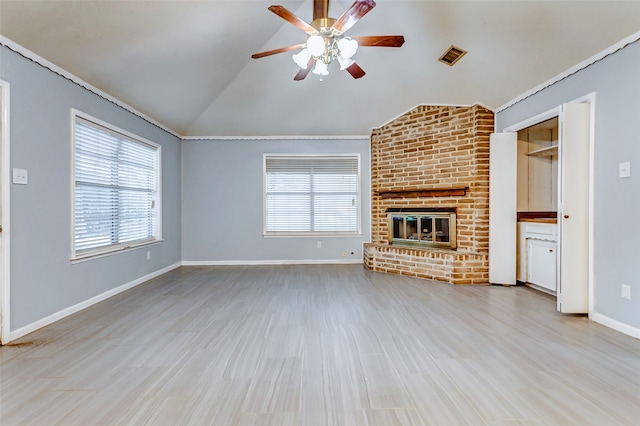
xmin=439 ymin=45 xmax=467 ymax=66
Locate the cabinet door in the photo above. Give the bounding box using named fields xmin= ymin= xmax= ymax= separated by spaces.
xmin=527 ymin=239 xmax=557 ymax=292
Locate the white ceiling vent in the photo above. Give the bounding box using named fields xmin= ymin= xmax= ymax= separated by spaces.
xmin=439 ymin=46 xmax=467 ymax=66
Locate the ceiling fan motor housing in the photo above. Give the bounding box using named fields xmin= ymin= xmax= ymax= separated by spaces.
xmin=311 ymin=17 xmax=337 ymax=33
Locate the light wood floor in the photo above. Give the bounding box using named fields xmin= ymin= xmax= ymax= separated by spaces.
xmin=1 ymin=265 xmax=639 ymax=425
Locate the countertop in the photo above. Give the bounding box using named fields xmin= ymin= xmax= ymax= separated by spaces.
xmin=519 ymin=218 xmax=558 ymax=224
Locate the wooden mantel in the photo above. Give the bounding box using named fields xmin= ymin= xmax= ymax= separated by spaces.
xmin=378 ymin=186 xmax=468 ymax=199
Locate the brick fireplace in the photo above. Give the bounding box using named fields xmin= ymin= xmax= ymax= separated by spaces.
xmin=364 ymin=104 xmax=493 ymax=284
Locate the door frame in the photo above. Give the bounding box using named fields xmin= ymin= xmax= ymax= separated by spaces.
xmin=502 ymin=93 xmax=595 ymax=317
xmin=0 ymin=79 xmax=10 ymax=343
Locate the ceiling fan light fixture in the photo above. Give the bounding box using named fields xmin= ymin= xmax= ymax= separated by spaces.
xmin=306 ymin=35 xmax=326 ymax=56
xmin=251 ymin=0 xmax=405 ymax=81
xmin=312 ymin=60 xmax=329 ymax=76
xmin=292 ymin=49 xmax=312 ymax=68
xmin=337 ymin=55 xmax=355 ymax=70
xmin=337 ymin=37 xmax=358 ymax=59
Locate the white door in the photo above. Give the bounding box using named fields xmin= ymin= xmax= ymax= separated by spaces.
xmin=489 ymin=132 xmax=517 ymax=285
xmin=557 ymin=102 xmax=590 ymax=313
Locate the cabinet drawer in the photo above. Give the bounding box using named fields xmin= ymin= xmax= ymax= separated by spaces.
xmin=522 ymin=222 xmax=558 ymax=241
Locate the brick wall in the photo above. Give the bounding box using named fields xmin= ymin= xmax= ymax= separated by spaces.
xmin=365 ymin=104 xmax=493 ymax=284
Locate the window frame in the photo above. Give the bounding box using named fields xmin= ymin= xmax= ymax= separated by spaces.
xmin=70 ymin=109 xmax=162 ymax=261
xmin=263 ymin=153 xmax=362 ymax=237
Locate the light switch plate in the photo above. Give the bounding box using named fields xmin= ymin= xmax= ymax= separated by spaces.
xmin=621 ymin=284 xmax=631 ymax=299
xmin=12 ymin=168 xmax=28 ymax=185
xmin=619 ymin=162 xmax=631 ymax=178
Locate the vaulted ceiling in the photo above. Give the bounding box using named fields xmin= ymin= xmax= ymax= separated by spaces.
xmin=1 ymin=1 xmax=639 ymax=137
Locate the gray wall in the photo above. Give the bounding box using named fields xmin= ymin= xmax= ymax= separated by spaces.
xmin=496 ymin=39 xmax=640 ymax=330
xmin=182 ymin=138 xmax=371 ymax=263
xmin=1 ymin=47 xmax=182 ymax=331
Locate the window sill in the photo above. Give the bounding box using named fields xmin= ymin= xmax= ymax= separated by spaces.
xmin=263 ymin=232 xmax=363 ymax=238
xmin=70 ymin=239 xmax=163 ymax=264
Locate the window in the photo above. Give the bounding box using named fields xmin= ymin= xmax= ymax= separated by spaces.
xmin=72 ymin=111 xmax=161 ymax=259
xmin=264 ymin=155 xmax=360 ymax=235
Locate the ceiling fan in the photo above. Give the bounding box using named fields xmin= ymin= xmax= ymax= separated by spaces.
xmin=251 ymin=0 xmax=405 ymax=80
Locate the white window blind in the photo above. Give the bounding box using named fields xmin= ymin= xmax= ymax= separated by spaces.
xmin=265 ymin=155 xmax=360 ymax=234
xmin=73 ymin=115 xmax=160 ymax=258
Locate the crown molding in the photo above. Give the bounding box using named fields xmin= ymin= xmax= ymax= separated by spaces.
xmin=0 ymin=36 xmax=181 ymax=139
xmin=496 ymin=30 xmax=640 ymax=113
xmin=0 ymin=37 xmax=371 ymax=142
xmin=181 ymin=134 xmax=370 ymax=141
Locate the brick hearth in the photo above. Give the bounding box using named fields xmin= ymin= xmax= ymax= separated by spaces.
xmin=364 ymin=104 xmax=493 ymax=284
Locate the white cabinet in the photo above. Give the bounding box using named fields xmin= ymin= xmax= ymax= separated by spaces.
xmin=517 ymin=220 xmax=558 ymax=294
xmin=527 ymin=239 xmax=557 ymax=292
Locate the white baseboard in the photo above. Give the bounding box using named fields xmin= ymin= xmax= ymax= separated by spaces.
xmin=8 ymin=262 xmax=182 ymax=343
xmin=181 ymin=259 xmax=363 ymax=266
xmin=592 ymin=312 xmax=640 ymax=340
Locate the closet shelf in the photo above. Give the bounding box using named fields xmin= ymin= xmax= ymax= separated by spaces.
xmin=527 ymin=145 xmax=558 ymax=157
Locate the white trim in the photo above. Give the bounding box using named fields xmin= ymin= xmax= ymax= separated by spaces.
xmin=181 ymin=135 xmax=370 ymax=141
xmin=502 ymin=93 xmax=595 ymax=132
xmin=69 ymin=109 xmax=163 ymax=261
xmin=497 ymin=30 xmax=640 ymax=112
xmin=263 ymin=153 xmax=362 ymax=236
xmin=0 ymin=36 xmax=180 ymax=139
xmin=0 ymin=36 xmax=493 ymax=142
xmin=502 ymin=106 xmax=560 ymax=133
xmin=6 ymin=262 xmax=181 ymax=343
xmin=0 ymin=80 xmax=10 ymax=344
xmin=72 ymin=109 xmax=162 ymax=151
xmin=262 ymin=233 xmax=364 ymax=238
xmin=182 ymin=259 xmax=363 ymax=266
xmin=592 ymin=312 xmax=640 ymax=340
xmin=500 ymin=93 xmax=596 ymax=319
xmin=585 ymin=94 xmax=597 ymax=318
xmin=70 ymin=240 xmax=164 ymax=264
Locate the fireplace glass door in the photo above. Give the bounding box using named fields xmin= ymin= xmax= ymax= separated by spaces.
xmin=388 ymin=212 xmax=456 ymax=249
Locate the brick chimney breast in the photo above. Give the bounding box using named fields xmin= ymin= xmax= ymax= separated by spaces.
xmin=364 ymin=104 xmax=494 ymax=285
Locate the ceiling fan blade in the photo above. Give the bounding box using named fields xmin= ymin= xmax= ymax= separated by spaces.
xmin=331 ymin=0 xmax=376 ymax=34
xmin=346 ymin=62 xmax=366 ymax=79
xmin=268 ymin=5 xmax=317 ymax=34
xmin=251 ymin=43 xmax=304 ymax=59
xmin=313 ymin=0 xmax=329 ymax=21
xmin=351 ymin=35 xmax=405 ymax=48
xmin=294 ymin=58 xmax=317 ymax=81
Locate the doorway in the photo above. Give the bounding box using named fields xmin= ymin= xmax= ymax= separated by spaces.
xmin=515 ymin=116 xmax=559 ymax=295
xmin=492 ymin=94 xmax=594 ymax=316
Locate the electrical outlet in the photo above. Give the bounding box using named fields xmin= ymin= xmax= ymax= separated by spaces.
xmin=621 ymin=284 xmax=631 ymax=300
xmin=317 ymin=241 xmax=322 ymax=249
xmin=147 ymin=251 xmax=151 ymax=261
xmin=342 ymin=250 xmax=347 ymax=257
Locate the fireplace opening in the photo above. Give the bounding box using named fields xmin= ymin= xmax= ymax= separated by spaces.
xmin=387 ymin=209 xmax=457 ymax=249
